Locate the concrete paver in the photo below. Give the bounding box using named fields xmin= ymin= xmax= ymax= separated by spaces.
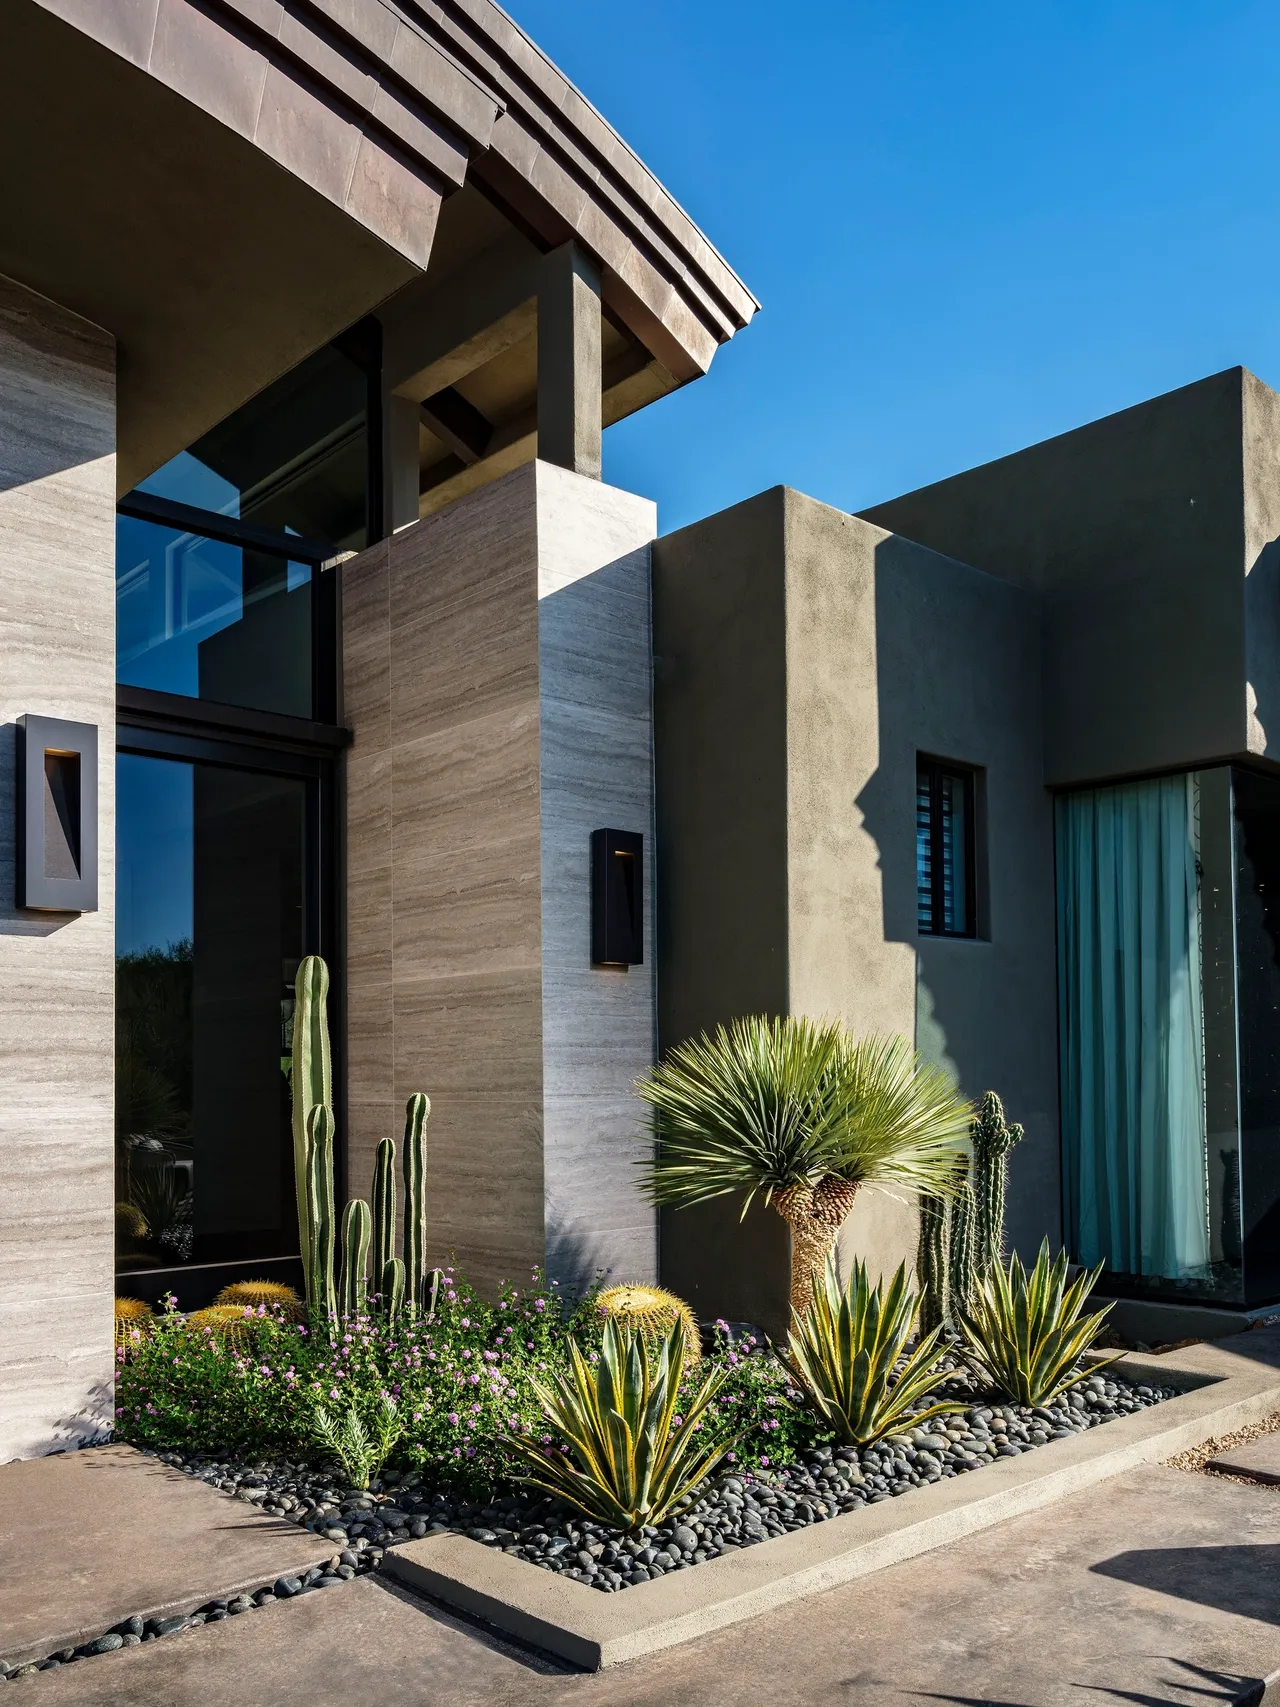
xmin=1210 ymin=1432 xmax=1280 ymax=1485
xmin=0 ymin=1446 xmax=332 ymax=1668
xmin=19 ymin=1464 xmax=1280 ymax=1706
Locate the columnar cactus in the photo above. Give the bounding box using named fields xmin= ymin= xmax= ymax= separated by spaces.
xmin=291 ymin=957 xmax=332 ymax=1286
xmin=381 ymin=1257 xmax=406 ymax=1322
xmin=917 ymin=1192 xmax=950 ymax=1333
xmin=402 ymin=1093 xmax=431 ymax=1312
xmin=304 ymin=1103 xmax=337 ymax=1321
xmin=372 ymin=1137 xmax=397 ymax=1289
xmin=969 ymin=1091 xmax=1024 ymax=1284
xmin=948 ymin=1176 xmax=977 ymax=1319
xmin=340 ymin=1199 xmax=372 ymax=1319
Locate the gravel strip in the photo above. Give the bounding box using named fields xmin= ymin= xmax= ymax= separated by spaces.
xmin=134 ymin=1367 xmax=1175 ymax=1599
xmin=1164 ymin=1407 xmax=1280 ymax=1477
xmin=0 ymin=1555 xmax=374 ymax=1682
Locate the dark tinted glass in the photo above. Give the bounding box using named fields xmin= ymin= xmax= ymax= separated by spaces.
xmin=138 ymin=343 xmax=369 ymax=546
xmin=1233 ymin=767 xmax=1280 ymax=1304
xmin=116 ymin=753 xmax=307 ymax=1286
xmin=917 ymin=760 xmax=975 ymax=936
xmin=116 ymin=518 xmax=314 ymax=715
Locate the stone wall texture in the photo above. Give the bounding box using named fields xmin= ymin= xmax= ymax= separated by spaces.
xmin=341 ymin=461 xmax=656 ymax=1295
xmin=0 ymin=272 xmax=116 ymax=1459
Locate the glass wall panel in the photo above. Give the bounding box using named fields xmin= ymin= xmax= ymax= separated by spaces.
xmin=116 ymin=752 xmax=307 ymax=1288
xmin=116 ymin=519 xmax=313 ymax=715
xmin=138 ymin=343 xmax=369 ymax=547
xmin=1055 ymin=765 xmax=1280 ymax=1307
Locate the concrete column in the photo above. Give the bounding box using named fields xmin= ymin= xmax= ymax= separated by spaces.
xmin=384 ymin=392 xmax=422 ymax=533
xmin=537 ymin=244 xmax=602 ymax=479
xmin=0 ymin=274 xmax=116 ymax=1459
xmin=341 ymin=462 xmax=656 ymax=1294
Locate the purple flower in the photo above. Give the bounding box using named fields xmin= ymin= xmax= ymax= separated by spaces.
xmin=448 ymin=1411 xmax=459 ymax=1425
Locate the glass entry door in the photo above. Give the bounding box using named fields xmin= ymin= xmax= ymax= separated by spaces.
xmin=115 ymin=750 xmax=318 ymax=1301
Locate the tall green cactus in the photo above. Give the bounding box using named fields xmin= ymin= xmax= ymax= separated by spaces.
xmin=291 ymin=957 xmax=332 ymax=1286
xmin=304 ymin=1103 xmax=337 ymax=1321
xmin=340 ymin=1199 xmax=372 ymax=1318
xmin=372 ymin=1138 xmax=397 ymax=1288
xmin=381 ymin=1257 xmax=406 ymax=1322
xmin=402 ymin=1093 xmax=431 ymax=1312
xmin=948 ymin=1175 xmax=977 ymax=1319
xmin=970 ymin=1090 xmax=1024 ymax=1283
xmin=917 ymin=1192 xmax=951 ymax=1333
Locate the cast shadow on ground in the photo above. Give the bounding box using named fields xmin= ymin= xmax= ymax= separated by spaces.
xmin=907 ymin=1655 xmax=1267 ymax=1705
xmin=1091 ymin=1542 xmax=1280 ymax=1628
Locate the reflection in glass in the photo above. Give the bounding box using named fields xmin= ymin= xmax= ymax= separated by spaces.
xmin=116 ymin=753 xmax=307 ymax=1284
xmin=116 ymin=518 xmax=313 ymax=715
xmin=138 ymin=343 xmax=368 ymax=547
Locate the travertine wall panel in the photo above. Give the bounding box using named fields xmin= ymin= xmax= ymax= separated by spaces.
xmin=0 ymin=273 xmax=116 ymax=1458
xmin=342 ymin=462 xmax=656 ymax=1294
xmin=537 ymin=466 xmax=657 ymax=1290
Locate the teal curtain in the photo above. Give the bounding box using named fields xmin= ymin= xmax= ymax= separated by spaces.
xmin=1057 ymin=775 xmax=1210 ymax=1279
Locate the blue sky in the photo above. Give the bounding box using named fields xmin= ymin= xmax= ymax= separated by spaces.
xmin=515 ymin=0 xmax=1280 ymax=533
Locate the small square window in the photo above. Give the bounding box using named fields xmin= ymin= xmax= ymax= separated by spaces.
xmin=917 ymin=758 xmax=977 ymax=937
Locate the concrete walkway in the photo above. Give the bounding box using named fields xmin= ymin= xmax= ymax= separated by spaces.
xmin=0 ymin=1447 xmax=330 ymax=1668
xmin=18 ymin=1463 xmax=1280 ymax=1705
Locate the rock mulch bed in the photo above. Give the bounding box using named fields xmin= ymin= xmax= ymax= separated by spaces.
xmin=133 ymin=1367 xmax=1176 ymax=1601
xmin=0 ymin=1557 xmax=373 ymax=1682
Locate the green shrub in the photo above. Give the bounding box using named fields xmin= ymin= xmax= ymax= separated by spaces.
xmin=958 ymin=1240 xmax=1117 ymax=1406
xmin=788 ymin=1255 xmax=961 ymax=1445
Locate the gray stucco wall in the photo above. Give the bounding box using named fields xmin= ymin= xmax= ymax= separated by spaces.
xmin=653 ymin=487 xmax=1057 ymax=1339
xmin=0 ymin=273 xmax=116 ymax=1459
xmin=862 ymin=368 xmax=1250 ymax=789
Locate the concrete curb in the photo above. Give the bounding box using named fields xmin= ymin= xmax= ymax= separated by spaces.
xmin=383 ymin=1337 xmax=1280 ymax=1670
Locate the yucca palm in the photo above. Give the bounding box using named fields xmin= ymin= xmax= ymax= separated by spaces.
xmin=507 ymin=1319 xmax=733 ymax=1528
xmin=635 ymin=1017 xmax=972 ymax=1323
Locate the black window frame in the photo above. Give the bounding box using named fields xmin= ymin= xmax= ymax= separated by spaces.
xmin=916 ymin=756 xmax=978 ymax=939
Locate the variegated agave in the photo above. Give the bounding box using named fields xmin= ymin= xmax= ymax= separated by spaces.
xmin=507 ymin=1319 xmax=735 ymax=1529
xmin=788 ymin=1254 xmax=962 ymax=1444
xmin=958 ymin=1240 xmax=1118 ymax=1406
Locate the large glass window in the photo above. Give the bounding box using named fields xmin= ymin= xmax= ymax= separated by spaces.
xmin=114 ymin=330 xmax=370 ymax=1303
xmin=116 ymin=753 xmax=313 ymax=1287
xmin=1057 ymin=765 xmax=1280 ymax=1308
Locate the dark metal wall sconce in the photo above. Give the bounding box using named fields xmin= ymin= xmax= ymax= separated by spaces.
xmin=591 ymin=828 xmax=643 ymax=967
xmin=17 ymin=715 xmax=98 ymax=912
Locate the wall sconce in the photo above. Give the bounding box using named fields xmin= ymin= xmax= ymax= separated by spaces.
xmin=591 ymin=828 xmax=642 ymax=967
xmin=17 ymin=715 xmax=98 ymax=912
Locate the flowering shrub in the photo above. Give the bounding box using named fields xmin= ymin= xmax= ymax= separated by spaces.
xmin=115 ymin=1274 xmax=823 ymax=1494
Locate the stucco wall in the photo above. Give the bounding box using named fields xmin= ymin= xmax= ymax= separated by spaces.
xmin=0 ymin=273 xmax=116 ymax=1459
xmin=654 ymin=487 xmax=1056 ymax=1339
xmin=341 ymin=462 xmax=656 ymax=1296
xmin=861 ymin=369 xmax=1249 ymax=789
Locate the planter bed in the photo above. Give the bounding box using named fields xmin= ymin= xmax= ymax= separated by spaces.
xmin=148 ymin=1364 xmax=1176 ymax=1595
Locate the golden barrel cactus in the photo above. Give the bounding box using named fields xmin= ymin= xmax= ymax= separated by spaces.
xmin=114 ymin=1296 xmax=152 ymax=1353
xmin=185 ymin=1304 xmax=254 ymax=1344
xmin=596 ymin=1284 xmax=701 ymax=1362
xmin=214 ymin=1280 xmax=304 ymax=1320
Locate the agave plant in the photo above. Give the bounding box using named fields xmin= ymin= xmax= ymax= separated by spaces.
xmin=958 ymin=1241 xmax=1118 ymax=1407
xmin=507 ymin=1320 xmax=734 ymax=1529
xmin=310 ymin=1394 xmax=402 ymax=1491
xmin=635 ymin=1018 xmax=972 ymax=1323
xmin=788 ymin=1254 xmax=962 ymax=1444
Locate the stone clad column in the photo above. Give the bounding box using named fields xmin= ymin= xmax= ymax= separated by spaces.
xmin=342 ymin=461 xmax=656 ymax=1293
xmin=0 ymin=274 xmax=116 ymax=1459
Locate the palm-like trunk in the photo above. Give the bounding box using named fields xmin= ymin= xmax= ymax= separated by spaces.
xmin=774 ymin=1177 xmax=860 ymax=1325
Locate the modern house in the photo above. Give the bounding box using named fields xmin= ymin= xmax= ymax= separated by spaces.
xmin=2 ymin=0 xmax=1276 ymax=1460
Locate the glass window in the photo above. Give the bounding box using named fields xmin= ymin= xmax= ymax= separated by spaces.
xmin=116 ymin=517 xmax=315 ymax=716
xmin=138 ymin=343 xmax=370 ymax=547
xmin=115 ymin=752 xmax=309 ymax=1284
xmin=917 ymin=758 xmax=976 ymax=936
